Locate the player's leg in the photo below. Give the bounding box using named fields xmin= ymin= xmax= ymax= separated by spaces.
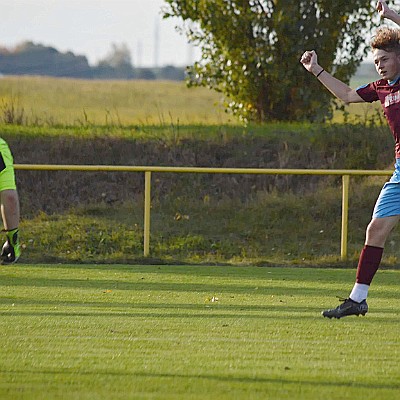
xmin=347 ymin=215 xmax=399 ymax=303
xmin=0 ymin=189 xmax=21 ymax=263
xmin=323 ymin=181 xmax=400 ymax=319
xmin=323 ymin=216 xmax=399 ymax=319
xmin=321 ymin=222 xmax=389 ymax=319
xmin=0 ymin=139 xmax=21 ymax=264
xmin=1 ymin=189 xmax=20 ymax=231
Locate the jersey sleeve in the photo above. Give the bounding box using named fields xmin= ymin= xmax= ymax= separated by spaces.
xmin=356 ymin=82 xmax=379 ymax=103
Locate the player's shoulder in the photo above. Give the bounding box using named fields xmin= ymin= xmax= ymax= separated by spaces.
xmin=360 ymin=79 xmax=400 ymax=91
xmin=356 ymin=81 xmax=378 ymax=92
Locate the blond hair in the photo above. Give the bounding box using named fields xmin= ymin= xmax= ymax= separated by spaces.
xmin=371 ymin=27 xmax=400 ymax=54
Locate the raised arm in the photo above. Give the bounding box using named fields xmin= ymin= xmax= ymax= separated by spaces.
xmin=377 ymin=0 xmax=400 ymax=26
xmin=300 ymin=50 xmax=364 ymax=104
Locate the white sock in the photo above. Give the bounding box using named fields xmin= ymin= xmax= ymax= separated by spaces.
xmin=349 ymin=283 xmax=369 ymax=303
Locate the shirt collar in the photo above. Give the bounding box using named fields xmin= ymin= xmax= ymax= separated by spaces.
xmin=388 ymin=75 xmax=400 ymax=86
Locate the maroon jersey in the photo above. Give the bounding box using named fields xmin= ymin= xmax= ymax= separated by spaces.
xmin=357 ymin=79 xmax=400 ymax=158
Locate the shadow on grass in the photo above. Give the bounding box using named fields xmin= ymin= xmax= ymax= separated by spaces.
xmin=0 ymin=298 xmax=398 ymax=319
xmin=2 ymin=262 xmax=364 ymax=284
xmin=0 ymin=368 xmax=398 ymax=391
xmin=0 ymin=274 xmax=354 ymax=294
xmin=0 ymin=310 xmax=325 ymax=320
xmin=134 ymin=371 xmax=400 ymax=391
xmin=2 ymin=265 xmax=400 ymax=293
xmin=20 ymin=254 xmax=372 ymax=270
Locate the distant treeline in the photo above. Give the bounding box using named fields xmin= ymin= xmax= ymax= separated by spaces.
xmin=0 ymin=41 xmax=186 ymax=81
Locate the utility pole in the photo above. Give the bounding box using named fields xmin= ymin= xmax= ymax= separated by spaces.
xmin=137 ymin=40 xmax=143 ymax=68
xmin=154 ymin=18 xmax=160 ymax=67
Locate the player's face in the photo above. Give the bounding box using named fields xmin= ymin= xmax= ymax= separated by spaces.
xmin=373 ymin=49 xmax=400 ymax=81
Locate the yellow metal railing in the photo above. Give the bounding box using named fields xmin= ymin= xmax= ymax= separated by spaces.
xmin=14 ymin=164 xmax=393 ymax=259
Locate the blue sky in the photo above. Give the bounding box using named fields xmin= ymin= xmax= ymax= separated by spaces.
xmin=0 ymin=0 xmax=199 ymax=67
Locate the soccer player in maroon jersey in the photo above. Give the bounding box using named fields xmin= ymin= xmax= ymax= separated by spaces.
xmin=300 ymin=0 xmax=400 ymax=318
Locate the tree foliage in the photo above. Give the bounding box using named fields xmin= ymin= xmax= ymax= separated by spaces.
xmin=163 ymin=0 xmax=380 ymax=122
xmin=0 ymin=41 xmax=185 ymax=81
xmin=0 ymin=41 xmax=93 ymax=78
xmin=96 ymin=43 xmax=135 ymax=79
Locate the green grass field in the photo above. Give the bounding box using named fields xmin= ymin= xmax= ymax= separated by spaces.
xmin=1 ymin=264 xmax=399 ymax=400
xmin=0 ymin=76 xmax=230 ymax=126
xmin=1 ymin=74 xmax=399 ymax=399
xmin=0 ymin=75 xmax=384 ymax=126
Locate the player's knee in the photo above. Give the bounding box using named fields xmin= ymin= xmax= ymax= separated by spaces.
xmin=366 ymin=219 xmax=390 ymax=244
xmin=1 ymin=190 xmax=19 ymax=210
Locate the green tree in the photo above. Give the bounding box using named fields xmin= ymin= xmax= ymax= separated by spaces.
xmin=0 ymin=41 xmax=93 ymax=78
xmin=163 ymin=0 xmax=379 ymax=122
xmin=96 ymin=43 xmax=135 ymax=79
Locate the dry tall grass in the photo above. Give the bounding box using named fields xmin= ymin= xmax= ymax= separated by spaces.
xmin=0 ymin=76 xmax=230 ymax=126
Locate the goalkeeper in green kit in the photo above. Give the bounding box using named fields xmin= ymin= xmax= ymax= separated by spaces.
xmin=0 ymin=138 xmax=21 ymax=264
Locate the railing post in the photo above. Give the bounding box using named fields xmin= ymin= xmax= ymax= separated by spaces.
xmin=341 ymin=175 xmax=350 ymax=260
xmin=144 ymin=171 xmax=152 ymax=257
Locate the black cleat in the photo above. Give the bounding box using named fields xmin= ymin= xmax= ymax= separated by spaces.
xmin=1 ymin=229 xmax=21 ymax=264
xmin=322 ymin=298 xmax=368 ymax=319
